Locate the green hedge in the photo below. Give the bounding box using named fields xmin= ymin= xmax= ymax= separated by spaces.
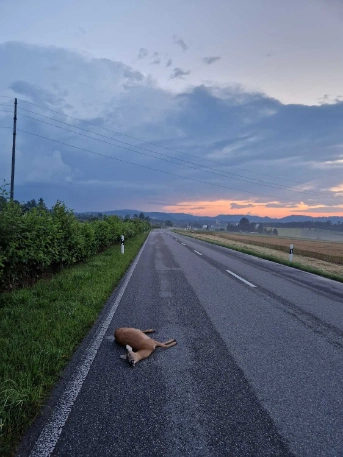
xmin=0 ymin=199 xmax=150 ymax=291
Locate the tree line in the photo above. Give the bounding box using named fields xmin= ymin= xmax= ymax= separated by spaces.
xmin=227 ymin=218 xmax=278 ymax=235
xmin=267 ymin=220 xmax=343 ymax=231
xmin=76 ymin=211 xmax=152 ymax=222
xmin=0 ymin=188 xmax=150 ymax=292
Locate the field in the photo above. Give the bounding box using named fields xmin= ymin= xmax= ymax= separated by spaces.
xmin=193 ymin=232 xmax=343 ymax=263
xmin=268 ymin=227 xmax=343 ymax=242
xmin=178 ymin=230 xmax=343 ymax=279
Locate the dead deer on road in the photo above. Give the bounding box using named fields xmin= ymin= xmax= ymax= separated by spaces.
xmin=114 ymin=327 xmax=177 ymax=367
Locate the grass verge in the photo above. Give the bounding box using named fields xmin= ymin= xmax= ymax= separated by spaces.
xmin=0 ymin=231 xmax=149 ymax=457
xmin=176 ymin=231 xmax=343 ymax=284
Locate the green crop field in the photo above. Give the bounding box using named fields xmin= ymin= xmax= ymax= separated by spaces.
xmin=270 ymin=228 xmax=343 ymax=242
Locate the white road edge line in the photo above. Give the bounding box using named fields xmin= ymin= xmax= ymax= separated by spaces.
xmin=225 ymin=269 xmax=257 ymax=288
xmin=194 ymin=250 xmax=203 ymax=256
xmin=29 ymin=234 xmax=150 ymax=457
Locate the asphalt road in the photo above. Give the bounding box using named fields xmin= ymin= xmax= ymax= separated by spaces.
xmin=19 ymin=229 xmax=343 ymax=457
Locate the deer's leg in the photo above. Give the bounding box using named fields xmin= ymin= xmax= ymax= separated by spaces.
xmin=155 ymin=339 xmax=177 ymax=348
xmin=163 ymin=340 xmax=177 ymax=348
xmin=141 ymin=329 xmax=155 ymax=334
xmin=134 ymin=348 xmax=155 ymax=363
xmin=164 ymin=338 xmax=176 ymax=345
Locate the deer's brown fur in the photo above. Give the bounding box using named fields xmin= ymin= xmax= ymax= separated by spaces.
xmin=114 ymin=327 xmax=176 ymax=366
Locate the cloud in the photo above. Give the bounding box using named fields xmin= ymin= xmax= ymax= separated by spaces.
xmin=1 ymin=42 xmax=343 ymax=216
xmin=203 ymin=56 xmax=221 ymax=65
xmin=265 ymin=202 xmax=294 ymax=208
xmin=173 ymin=35 xmax=188 ymax=52
xmin=166 ymin=59 xmax=172 ymax=68
xmin=20 ymin=150 xmax=73 ymax=184
xmin=292 ymin=205 xmax=343 ymax=213
xmin=230 ymin=203 xmax=253 ymax=209
xmin=137 ymin=48 xmax=148 ymax=59
xmin=147 ymin=200 xmax=175 ymax=206
xmin=170 ymin=67 xmax=191 ymax=79
xmin=150 ymin=52 xmax=161 ymax=65
xmin=9 ymin=80 xmax=68 ymax=108
xmin=318 ymin=93 xmax=343 ymax=105
xmin=332 ymin=183 xmax=343 ymax=190
xmin=74 ymin=27 xmax=87 ymax=39
xmin=231 ymin=201 xmax=295 ymax=210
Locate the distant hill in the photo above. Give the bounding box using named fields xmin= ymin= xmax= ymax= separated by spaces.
xmin=80 ymin=209 xmax=343 ymax=224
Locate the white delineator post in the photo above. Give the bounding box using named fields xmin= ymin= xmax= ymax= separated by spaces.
xmin=289 ymin=244 xmax=293 ymax=262
xmin=121 ymin=235 xmax=125 ymax=254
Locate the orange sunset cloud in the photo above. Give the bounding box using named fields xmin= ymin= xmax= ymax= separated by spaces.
xmin=163 ymin=200 xmax=343 ymax=218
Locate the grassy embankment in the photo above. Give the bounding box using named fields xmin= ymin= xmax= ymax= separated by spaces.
xmin=0 ymin=231 xmax=149 ymax=457
xmin=175 ymin=230 xmax=343 ymax=283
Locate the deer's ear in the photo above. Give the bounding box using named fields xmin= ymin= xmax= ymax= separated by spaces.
xmin=119 ymin=354 xmax=127 ymax=359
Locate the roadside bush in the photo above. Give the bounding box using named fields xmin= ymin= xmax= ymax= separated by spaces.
xmin=0 ymin=194 xmax=150 ymax=291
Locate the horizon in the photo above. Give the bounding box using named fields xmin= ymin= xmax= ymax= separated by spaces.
xmin=83 ymin=207 xmax=343 ymax=221
xmin=1 ymin=1 xmax=343 ymax=218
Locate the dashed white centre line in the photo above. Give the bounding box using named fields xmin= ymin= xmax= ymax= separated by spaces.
xmin=194 ymin=250 xmax=203 ymax=256
xmin=225 ymin=269 xmax=256 ymax=288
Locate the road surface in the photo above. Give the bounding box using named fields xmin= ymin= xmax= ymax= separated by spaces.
xmin=18 ymin=229 xmax=343 ymax=456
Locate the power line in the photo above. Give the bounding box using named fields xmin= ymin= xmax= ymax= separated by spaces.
xmin=18 ymin=107 xmax=294 ymax=189
xmin=18 ymin=112 xmax=295 ymax=191
xmin=8 ymin=97 xmax=338 ymax=203
xmin=21 ymin=107 xmax=276 ymax=184
xmin=18 ymin=109 xmax=334 ymax=199
xmin=17 ymin=128 xmax=299 ymax=201
xmin=22 ymin=117 xmax=280 ymax=189
xmin=16 ymin=98 xmax=306 ymax=185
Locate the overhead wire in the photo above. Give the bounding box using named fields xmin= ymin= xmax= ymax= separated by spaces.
xmin=17 ymin=112 xmax=296 ymax=191
xmin=17 ymin=128 xmax=300 ymax=202
xmin=17 ymin=108 xmax=334 ymax=199
xmin=1 ymin=96 xmax=337 ymax=202
xmin=21 ymin=116 xmax=279 ymax=190
xmin=17 ymin=107 xmax=299 ymax=189
xmin=16 ymin=98 xmax=306 ymax=185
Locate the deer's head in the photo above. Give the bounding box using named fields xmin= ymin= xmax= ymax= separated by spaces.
xmin=119 ymin=345 xmax=138 ymax=367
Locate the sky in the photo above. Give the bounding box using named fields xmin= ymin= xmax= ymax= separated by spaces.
xmin=1 ymin=0 xmax=343 ymax=218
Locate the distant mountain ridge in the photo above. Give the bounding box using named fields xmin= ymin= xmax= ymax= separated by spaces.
xmin=81 ymin=209 xmax=343 ymax=224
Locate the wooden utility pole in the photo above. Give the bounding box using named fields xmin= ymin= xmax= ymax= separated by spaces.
xmin=10 ymin=98 xmax=17 ymax=200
